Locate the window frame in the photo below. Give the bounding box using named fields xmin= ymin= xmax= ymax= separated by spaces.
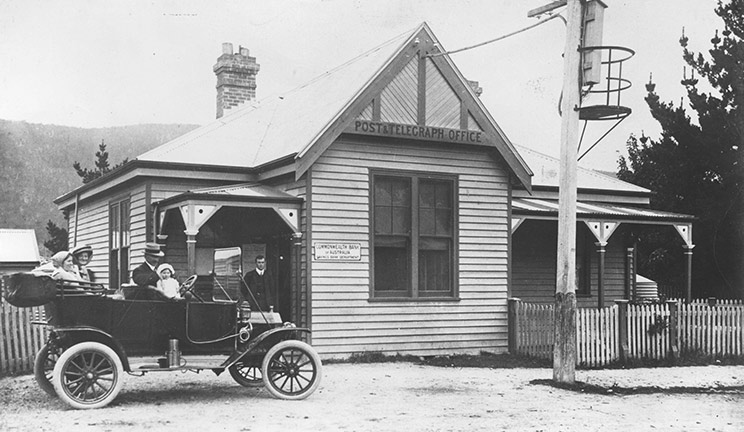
xmin=369 ymin=169 xmax=459 ymax=301
xmin=109 ymin=195 xmax=131 ymax=290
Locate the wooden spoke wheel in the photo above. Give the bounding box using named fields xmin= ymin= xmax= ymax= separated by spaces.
xmin=52 ymin=342 xmax=124 ymax=409
xmin=261 ymin=340 xmax=322 ymax=400
xmin=228 ymin=363 xmax=264 ymax=387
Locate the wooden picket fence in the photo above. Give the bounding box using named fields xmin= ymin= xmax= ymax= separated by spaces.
xmin=678 ymin=302 xmax=744 ymax=357
xmin=0 ymin=299 xmax=47 ymax=376
xmin=509 ymin=298 xmax=744 ymax=367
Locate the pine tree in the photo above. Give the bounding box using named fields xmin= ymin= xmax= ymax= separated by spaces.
xmin=73 ymin=140 xmax=129 ymax=184
xmin=43 ymin=219 xmax=68 ymax=253
xmin=619 ymin=0 xmax=743 ymax=298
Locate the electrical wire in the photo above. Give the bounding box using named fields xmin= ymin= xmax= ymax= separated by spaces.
xmin=427 ymin=13 xmax=565 ymax=58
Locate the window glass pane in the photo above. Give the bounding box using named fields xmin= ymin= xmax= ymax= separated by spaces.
xmin=374 ymin=245 xmax=408 ymax=292
xmin=375 ymin=179 xmax=392 ymax=206
xmin=391 ymin=207 xmax=410 ymax=234
xmin=120 ymin=246 xmax=129 ymax=285
xmin=374 ymin=206 xmax=391 ymax=234
xmin=435 ymin=209 xmax=452 ymax=235
xmin=110 ymin=250 xmax=119 ymax=289
xmin=391 ymin=179 xmax=410 ymax=206
xmin=110 ymin=203 xmax=120 ymax=249
xmin=419 ymin=182 xmax=435 ymax=208
xmin=121 ymin=200 xmax=131 ymax=246
xmin=435 ymin=182 xmax=452 ymax=208
xmin=418 ymin=239 xmax=451 ymax=293
xmin=576 ymin=228 xmax=591 ymax=295
xmin=419 ymin=208 xmax=435 ymax=235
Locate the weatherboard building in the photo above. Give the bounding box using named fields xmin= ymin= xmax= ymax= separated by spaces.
xmin=54 ymin=23 xmax=694 ymax=358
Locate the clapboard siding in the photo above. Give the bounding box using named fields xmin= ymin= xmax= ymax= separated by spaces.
xmin=309 ymin=137 xmax=510 ymax=356
xmin=512 ymin=220 xmax=629 ymax=308
xmin=67 ymin=199 xmax=111 ymax=287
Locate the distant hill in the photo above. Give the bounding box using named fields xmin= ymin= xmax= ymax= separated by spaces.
xmin=0 ymin=119 xmax=200 ymax=253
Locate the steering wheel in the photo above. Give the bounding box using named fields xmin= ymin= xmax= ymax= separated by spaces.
xmin=179 ymin=275 xmax=203 ymax=302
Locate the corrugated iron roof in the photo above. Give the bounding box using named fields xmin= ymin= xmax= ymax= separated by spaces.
xmin=190 ymin=183 xmax=300 ymax=200
xmin=513 ymin=198 xmax=695 ymax=222
xmin=0 ymin=229 xmax=41 ymax=263
xmin=137 ymin=28 xmax=413 ymax=168
xmin=515 ymin=145 xmax=649 ymax=194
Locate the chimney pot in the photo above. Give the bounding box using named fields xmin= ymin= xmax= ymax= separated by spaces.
xmin=214 ymin=42 xmax=259 ymax=119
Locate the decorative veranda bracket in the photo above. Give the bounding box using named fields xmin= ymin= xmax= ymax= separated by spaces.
xmin=584 ymin=220 xmax=619 ymax=246
xmin=674 ymin=223 xmax=693 ymax=248
xmin=179 ymin=204 xmax=222 ymax=235
xmin=275 ymin=208 xmax=300 ymax=232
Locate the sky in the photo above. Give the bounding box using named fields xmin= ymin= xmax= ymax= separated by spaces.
xmin=0 ymin=0 xmax=723 ymax=171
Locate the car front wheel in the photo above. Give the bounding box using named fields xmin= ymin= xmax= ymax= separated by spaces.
xmin=52 ymin=341 xmax=124 ymax=409
xmin=262 ymin=340 xmax=321 ymax=400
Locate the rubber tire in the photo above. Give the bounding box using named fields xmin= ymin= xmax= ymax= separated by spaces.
xmin=34 ymin=343 xmax=60 ymax=396
xmin=52 ymin=342 xmax=124 ymax=409
xmin=262 ymin=340 xmax=322 ymax=400
xmin=228 ymin=363 xmax=264 ymax=387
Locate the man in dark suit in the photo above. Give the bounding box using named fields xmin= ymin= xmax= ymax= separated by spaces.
xmin=240 ymin=255 xmax=274 ymax=311
xmin=131 ymin=243 xmax=164 ymax=299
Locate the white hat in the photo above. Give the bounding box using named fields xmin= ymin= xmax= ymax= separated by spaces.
xmin=157 ymin=263 xmax=175 ymax=275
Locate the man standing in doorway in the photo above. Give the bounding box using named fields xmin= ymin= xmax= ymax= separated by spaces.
xmin=241 ymin=255 xmax=274 ymax=311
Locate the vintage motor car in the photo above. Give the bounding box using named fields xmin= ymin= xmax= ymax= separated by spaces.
xmin=3 ymin=252 xmax=322 ymax=410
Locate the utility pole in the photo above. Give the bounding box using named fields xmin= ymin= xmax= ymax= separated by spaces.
xmin=528 ymin=0 xmax=583 ymax=384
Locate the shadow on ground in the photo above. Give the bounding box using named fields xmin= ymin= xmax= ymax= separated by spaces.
xmin=530 ymin=379 xmax=744 ymax=396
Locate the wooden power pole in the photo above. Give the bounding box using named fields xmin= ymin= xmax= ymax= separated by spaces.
xmin=554 ymin=0 xmax=583 ymax=384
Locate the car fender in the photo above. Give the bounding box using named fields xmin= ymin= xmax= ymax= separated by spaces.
xmin=51 ymin=327 xmax=132 ymax=371
xmin=222 ymin=327 xmax=311 ymax=369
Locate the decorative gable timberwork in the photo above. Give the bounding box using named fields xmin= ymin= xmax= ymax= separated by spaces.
xmin=353 ymin=51 xmax=481 ymax=133
xmin=295 ymin=23 xmax=531 ymax=190
xmin=380 ymin=56 xmax=418 ymax=125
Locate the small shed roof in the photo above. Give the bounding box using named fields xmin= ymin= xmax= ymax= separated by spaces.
xmin=0 ymin=229 xmax=41 ymax=263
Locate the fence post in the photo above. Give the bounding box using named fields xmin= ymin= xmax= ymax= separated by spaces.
xmin=615 ymin=300 xmax=629 ymax=362
xmin=508 ymin=298 xmax=520 ymax=354
xmin=668 ymin=300 xmax=679 ymax=359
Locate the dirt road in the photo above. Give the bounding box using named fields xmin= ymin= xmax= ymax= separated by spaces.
xmin=1 ymin=363 xmax=743 ymax=431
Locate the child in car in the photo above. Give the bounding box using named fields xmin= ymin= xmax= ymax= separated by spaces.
xmin=156 ymin=263 xmax=181 ymax=300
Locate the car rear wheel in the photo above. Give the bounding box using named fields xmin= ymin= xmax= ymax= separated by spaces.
xmin=34 ymin=342 xmax=61 ymax=396
xmin=262 ymin=340 xmax=322 ymax=400
xmin=228 ymin=363 xmax=264 ymax=387
xmin=52 ymin=342 xmax=124 ymax=409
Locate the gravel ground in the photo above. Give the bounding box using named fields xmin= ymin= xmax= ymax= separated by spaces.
xmin=1 ymin=363 xmax=743 ymax=431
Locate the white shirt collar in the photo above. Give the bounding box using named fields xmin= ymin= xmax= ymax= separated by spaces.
xmin=256 ymin=268 xmax=264 ymax=276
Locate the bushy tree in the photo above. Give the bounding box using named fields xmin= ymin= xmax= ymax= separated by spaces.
xmin=43 ymin=219 xmax=68 ymax=253
xmin=618 ymin=0 xmax=743 ymax=298
xmin=73 ymin=140 xmax=128 ymax=184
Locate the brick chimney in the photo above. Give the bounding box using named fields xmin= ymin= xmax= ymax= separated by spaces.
xmin=213 ymin=43 xmax=260 ymax=119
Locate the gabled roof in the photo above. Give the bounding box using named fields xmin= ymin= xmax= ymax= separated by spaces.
xmin=138 ymin=23 xmax=532 ymax=188
xmin=0 ymin=229 xmax=40 ymax=263
xmin=515 ymin=145 xmax=650 ymax=194
xmin=138 ymin=28 xmax=413 ymax=168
